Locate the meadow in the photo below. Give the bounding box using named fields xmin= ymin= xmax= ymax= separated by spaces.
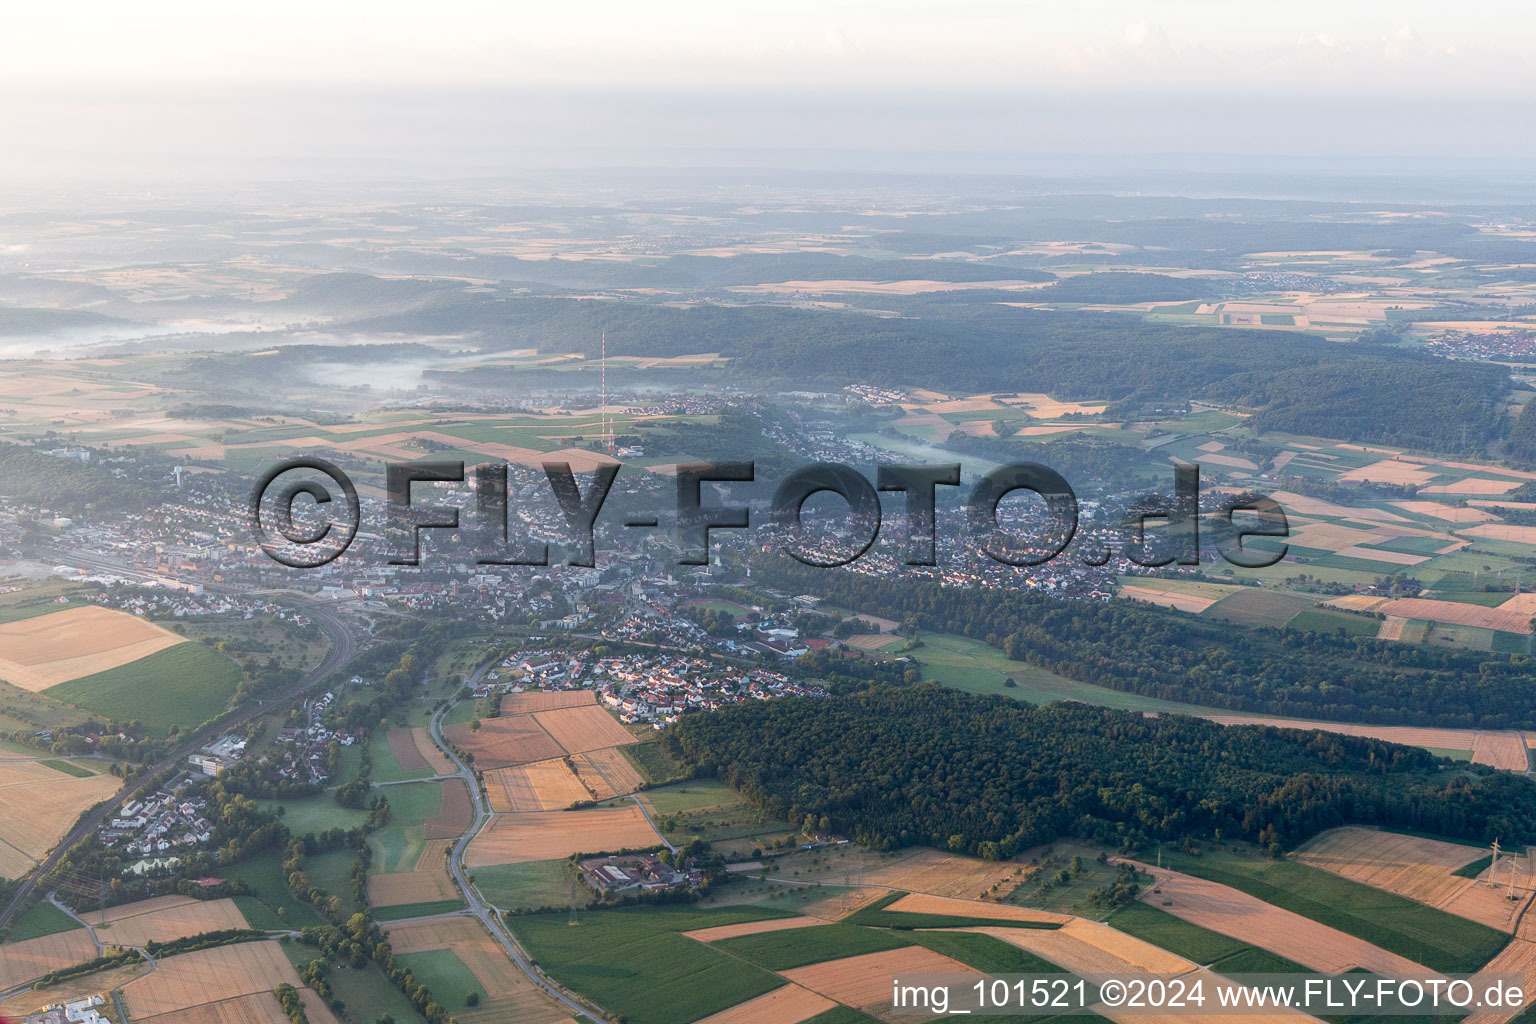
xmin=43 ymin=641 xmax=243 ymax=735
xmin=517 ymin=905 xmax=791 ymax=1024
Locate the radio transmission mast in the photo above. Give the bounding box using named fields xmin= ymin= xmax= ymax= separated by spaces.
xmin=600 ymin=330 xmax=612 ymax=452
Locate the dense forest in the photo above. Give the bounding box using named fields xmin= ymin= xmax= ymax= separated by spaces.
xmin=754 ymin=556 xmax=1536 ymax=729
xmin=378 ymin=290 xmax=1510 ymax=453
xmin=0 ymin=442 xmax=165 ymax=517
xmin=1506 ymin=400 xmax=1536 ymax=465
xmin=664 ymin=685 xmax=1536 ymax=856
xmin=1033 ymin=272 xmax=1214 ymax=304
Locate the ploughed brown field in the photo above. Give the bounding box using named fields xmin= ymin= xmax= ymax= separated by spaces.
xmin=445 ymin=716 xmax=564 ymax=768
xmin=423 ymin=778 xmax=474 ymax=839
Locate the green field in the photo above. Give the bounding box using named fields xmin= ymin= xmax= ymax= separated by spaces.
xmin=1285 ymin=608 xmax=1382 ymax=637
xmin=369 ymin=727 xmax=437 ymax=783
xmin=714 ymin=922 xmax=910 ymax=970
xmin=394 ymin=949 xmax=484 ymax=1010
xmin=640 ymin=780 xmax=797 ymax=856
xmin=1107 ymin=902 xmax=1250 ymax=966
xmin=802 ymin=1008 xmax=882 ymax=1024
xmin=473 ymin=859 xmax=575 ymax=913
xmin=517 ymin=906 xmax=791 ymax=1024
xmin=256 ymin=794 xmax=373 ymax=837
xmin=1202 ymin=589 xmax=1315 ymax=627
xmin=323 ymin=960 xmax=428 ymax=1024
xmin=622 ymin=740 xmax=685 ymax=786
xmin=6 ymin=899 xmax=82 ymax=941
xmin=639 ymin=779 xmax=739 ymax=816
xmin=305 ymin=848 xmax=364 ymax=918
xmin=1159 ymin=848 xmax=1508 ymax=973
xmin=912 ymin=632 xmax=1231 ymax=715
xmin=43 ymin=641 xmax=243 ymax=736
xmin=38 ymin=758 xmax=96 ymax=778
xmin=218 ymin=849 xmax=326 ymax=930
xmin=369 ymin=780 xmax=444 ymax=874
xmin=372 ymin=899 xmax=466 ymax=922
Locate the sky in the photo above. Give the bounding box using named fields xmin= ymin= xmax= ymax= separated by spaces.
xmin=3 ymin=1 xmax=1535 ymax=180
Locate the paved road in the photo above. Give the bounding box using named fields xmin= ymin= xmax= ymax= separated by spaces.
xmin=0 ymin=596 xmax=359 ymax=931
xmin=425 ymin=657 xmax=613 ymax=1024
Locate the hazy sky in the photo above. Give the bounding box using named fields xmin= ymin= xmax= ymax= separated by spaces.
xmin=4 ymin=1 xmax=1535 ymax=180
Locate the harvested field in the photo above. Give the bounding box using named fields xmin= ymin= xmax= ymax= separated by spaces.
xmin=533 ymin=704 xmax=635 ymax=754
xmin=1393 ymin=501 xmax=1498 ymax=523
xmin=1287 ymin=521 xmax=1383 ymax=551
xmin=122 ymin=941 xmax=301 ymax=1019
xmin=501 ymin=690 xmax=596 ymax=714
xmin=465 ymin=806 xmax=661 ymax=867
xmin=690 ymin=984 xmax=834 ymax=1024
xmin=1135 ymin=867 xmax=1431 ymax=975
xmin=860 ymin=847 xmax=1021 ymax=900
xmin=1198 ymin=453 xmax=1259 ymax=471
xmin=0 ymin=762 xmax=122 ymax=875
xmin=1332 ymin=545 xmax=1427 ymax=565
xmin=783 ymin=945 xmax=978 ymax=1016
xmin=1295 ymin=828 xmax=1527 ymax=932
xmin=0 ymin=929 xmax=98 ymax=990
xmin=683 ymin=916 xmax=833 ymax=943
xmin=409 ymin=728 xmax=455 ymax=774
xmin=1204 ymin=716 xmax=1528 ymax=770
xmin=0 ymin=606 xmax=186 ymax=691
xmin=1462 ymin=523 xmax=1536 ymax=544
xmin=366 ymin=838 xmax=457 ymax=906
xmin=1119 ymin=584 xmax=1222 ymax=613
xmin=135 ymin=991 xmax=289 ymax=1024
xmin=1422 ymin=478 xmax=1522 ymax=495
xmin=1473 ymin=732 xmax=1531 ymax=772
xmin=385 ymin=916 xmax=573 ymax=1024
xmin=883 ymin=893 xmax=1069 ymax=924
xmin=424 ymin=779 xmax=473 ymax=839
xmin=97 ymin=895 xmax=250 ymax=947
xmin=445 ymin=715 xmax=563 ymax=769
xmin=839 ymin=632 xmax=900 ymax=651
xmin=1378 ymin=597 xmax=1534 ymax=633
xmin=570 ymin=747 xmax=645 ymax=800
xmin=1498 ymin=593 xmax=1536 ymax=616
xmin=1010 ymin=393 xmax=1110 ymax=418
xmin=1465 ymin=937 xmax=1536 ymax=1024
xmin=1321 ymin=594 xmax=1392 ymax=612
xmin=966 ymin=918 xmax=1190 ymax=975
xmin=1262 ymin=490 xmax=1408 ymax=522
xmin=488 ymin=758 xmax=591 ymax=812
xmin=140 ymin=988 xmax=340 ymax=1024
xmin=1339 ymin=460 xmax=1438 ymax=485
